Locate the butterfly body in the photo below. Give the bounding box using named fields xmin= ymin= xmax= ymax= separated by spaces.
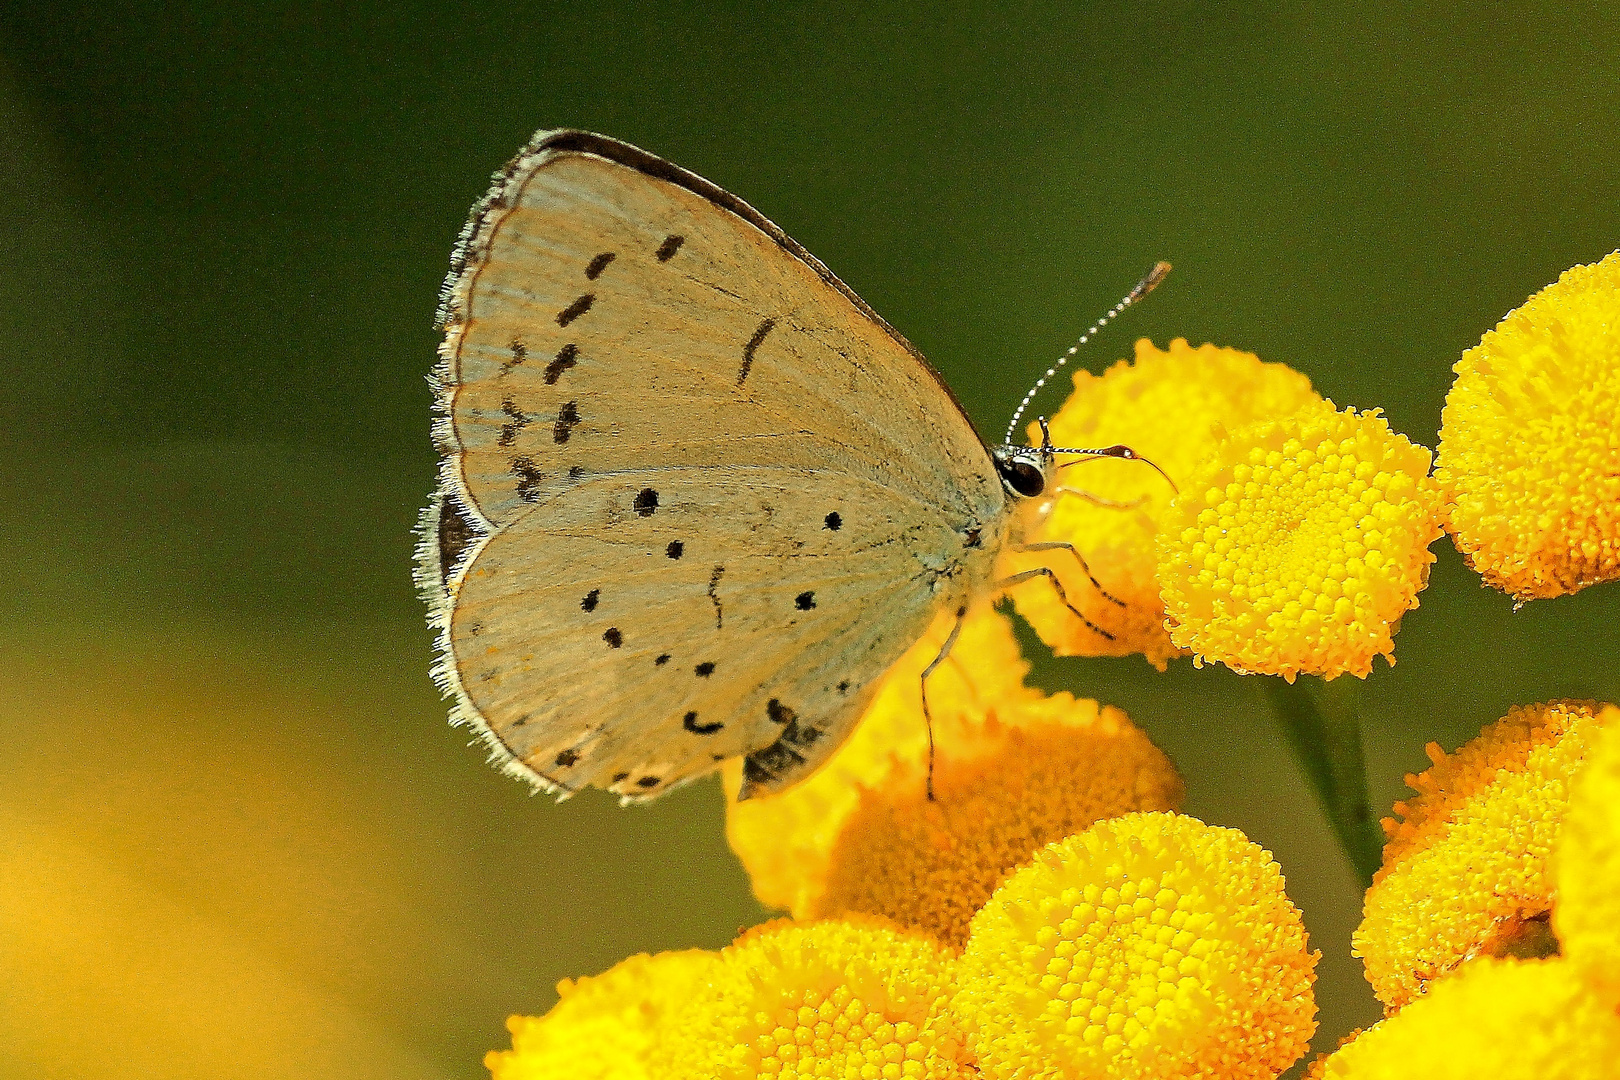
xmin=420 ymin=130 xmax=1031 ymax=802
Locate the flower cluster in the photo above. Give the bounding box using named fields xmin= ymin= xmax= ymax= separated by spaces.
xmin=1309 ymin=713 xmax=1620 ymax=1078
xmin=492 ymin=812 xmax=1318 ymax=1080
xmin=1354 ymin=700 xmax=1611 ymax=1007
xmin=485 ymin=253 xmax=1620 ymax=1079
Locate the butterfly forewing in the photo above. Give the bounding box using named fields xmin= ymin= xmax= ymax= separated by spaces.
xmin=423 ymin=131 xmax=1007 ymax=801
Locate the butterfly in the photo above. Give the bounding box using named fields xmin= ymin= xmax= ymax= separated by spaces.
xmin=418 ymin=129 xmax=1165 ymax=803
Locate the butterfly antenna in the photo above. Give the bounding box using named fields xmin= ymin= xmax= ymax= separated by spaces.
xmin=1003 ymin=261 xmax=1172 ymax=446
xmin=1039 ymin=416 xmax=1181 ymax=496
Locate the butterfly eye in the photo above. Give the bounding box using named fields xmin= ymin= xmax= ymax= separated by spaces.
xmin=1001 ymin=459 xmax=1046 ymax=498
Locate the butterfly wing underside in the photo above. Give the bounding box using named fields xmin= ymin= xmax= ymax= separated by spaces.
xmin=419 ymin=130 xmax=1006 ymax=801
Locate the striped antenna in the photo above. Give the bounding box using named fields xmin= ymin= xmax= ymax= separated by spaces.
xmin=1002 ymin=261 xmax=1172 ymax=446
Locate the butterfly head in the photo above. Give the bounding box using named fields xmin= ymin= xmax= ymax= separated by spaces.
xmin=993 ymin=416 xmax=1166 ymax=500
xmin=991 ymin=442 xmax=1050 ymax=498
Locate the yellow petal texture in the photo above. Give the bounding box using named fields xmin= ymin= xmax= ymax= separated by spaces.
xmin=953 ymin=812 xmax=1318 ymax=1080
xmin=811 ymin=692 xmax=1184 ymax=948
xmin=1313 ymin=958 xmax=1620 ymax=1079
xmin=1553 ymin=708 xmax=1620 ymax=1002
xmin=1157 ymin=401 xmax=1443 ymax=680
xmin=659 ymin=917 xmax=971 ymax=1080
xmin=1355 ymin=700 xmax=1614 ymax=1010
xmin=1434 ymin=251 xmax=1620 ymax=601
xmin=485 ymin=948 xmax=725 ymax=1080
xmin=1003 ymin=338 xmax=1320 ymax=669
xmin=725 ymin=605 xmax=1037 ymax=916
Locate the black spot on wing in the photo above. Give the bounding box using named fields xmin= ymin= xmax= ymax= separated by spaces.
xmin=694 ymin=661 xmax=714 ymax=677
xmin=655 ymin=653 xmax=671 ymax=666
xmin=557 ymin=294 xmax=594 ymax=326
xmin=585 ymin=251 xmax=615 ymax=279
xmin=555 ymin=749 xmax=579 ymax=767
xmin=837 ymin=680 xmax=850 ymax=695
xmin=633 ymin=488 xmax=659 ymax=517
xmin=743 ymin=715 xmax=825 ymax=789
xmin=737 ymin=317 xmax=777 ymax=386
xmin=544 ymin=343 xmax=578 ymax=385
xmin=636 ymin=775 xmax=662 ymax=789
xmin=795 ymin=591 xmax=816 ymax=610
xmin=500 ymin=340 xmax=526 ymax=376
xmin=512 ymin=456 xmax=543 ymax=502
xmin=655 ymin=234 xmax=684 ymax=261
xmin=707 ymin=565 xmax=725 ymax=629
xmin=569 ymin=465 xmax=585 ymax=480
xmin=612 ymin=771 xmax=630 ymax=783
xmin=497 ymin=399 xmax=530 ymax=447
xmin=767 ymin=698 xmax=795 ymax=725
xmin=553 ymin=401 xmax=581 ymax=443
xmin=824 ymin=511 xmax=842 ymax=531
xmin=683 ymin=710 xmax=723 ymax=735
xmin=581 ymin=588 xmax=599 ymax=612
xmin=666 ymin=540 xmax=684 ymax=559
xmin=603 ymin=627 xmax=623 ymax=648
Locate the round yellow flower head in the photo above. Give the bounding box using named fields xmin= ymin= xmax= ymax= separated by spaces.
xmin=811 ymin=692 xmax=1184 ymax=948
xmin=662 ymin=916 xmax=969 ymax=1080
xmin=1157 ymin=400 xmax=1443 ymax=680
xmin=1003 ymin=338 xmax=1321 ymax=669
xmin=953 ymin=812 xmax=1318 ymax=1080
xmin=1553 ymin=710 xmax=1620 ymax=1002
xmin=725 ymin=605 xmax=1037 ymax=916
xmin=1312 ymin=958 xmax=1620 ymax=1079
xmin=486 ymin=948 xmax=724 ymax=1080
xmin=1435 ymin=251 xmax=1620 ymax=601
xmin=1355 ymin=700 xmax=1614 ymax=1010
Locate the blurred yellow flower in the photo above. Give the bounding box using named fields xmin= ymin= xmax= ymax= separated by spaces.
xmin=486 ymin=949 xmax=725 ymax=1080
xmin=724 ymin=605 xmax=1035 ymax=916
xmin=1157 ymin=401 xmax=1442 ymax=681
xmin=1354 ymin=700 xmax=1615 ymax=1010
xmin=1553 ymin=716 xmax=1620 ymax=1002
xmin=661 ymin=917 xmax=970 ymax=1080
xmin=1310 ymin=957 xmax=1620 ymax=1079
xmin=1003 ymin=338 xmax=1321 ymax=669
xmin=1435 ymin=251 xmax=1620 ymax=601
xmin=952 ymin=812 xmax=1317 ymax=1080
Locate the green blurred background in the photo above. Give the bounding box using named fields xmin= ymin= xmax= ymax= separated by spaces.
xmin=2 ymin=2 xmax=1616 ymax=1076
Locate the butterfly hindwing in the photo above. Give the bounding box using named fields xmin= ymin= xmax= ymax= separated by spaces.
xmin=422 ymin=130 xmax=1008 ymax=800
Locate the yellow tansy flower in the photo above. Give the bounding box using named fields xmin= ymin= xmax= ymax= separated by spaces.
xmin=953 ymin=812 xmax=1317 ymax=1080
xmin=811 ymin=692 xmax=1183 ymax=948
xmin=486 ymin=949 xmax=725 ymax=1080
xmin=1311 ymin=957 xmax=1620 ymax=1079
xmin=1354 ymin=700 xmax=1614 ymax=1010
xmin=1435 ymin=251 xmax=1620 ymax=601
xmin=660 ymin=917 xmax=970 ymax=1080
xmin=1553 ymin=713 xmax=1620 ymax=1002
xmin=1004 ymin=338 xmax=1321 ymax=669
xmin=1157 ymin=401 xmax=1443 ymax=680
xmin=726 ymin=606 xmax=1182 ymax=944
xmin=725 ymin=605 xmax=1039 ymax=916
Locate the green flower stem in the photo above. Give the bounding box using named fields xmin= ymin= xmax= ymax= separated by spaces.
xmin=1263 ymin=675 xmax=1384 ymax=888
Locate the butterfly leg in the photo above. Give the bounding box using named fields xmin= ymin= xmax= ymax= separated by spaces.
xmin=919 ymin=605 xmax=967 ymax=802
xmin=1016 ymin=541 xmax=1127 ymax=608
xmin=1053 ymin=485 xmax=1148 ymax=511
xmin=997 ymin=567 xmax=1117 ymax=641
